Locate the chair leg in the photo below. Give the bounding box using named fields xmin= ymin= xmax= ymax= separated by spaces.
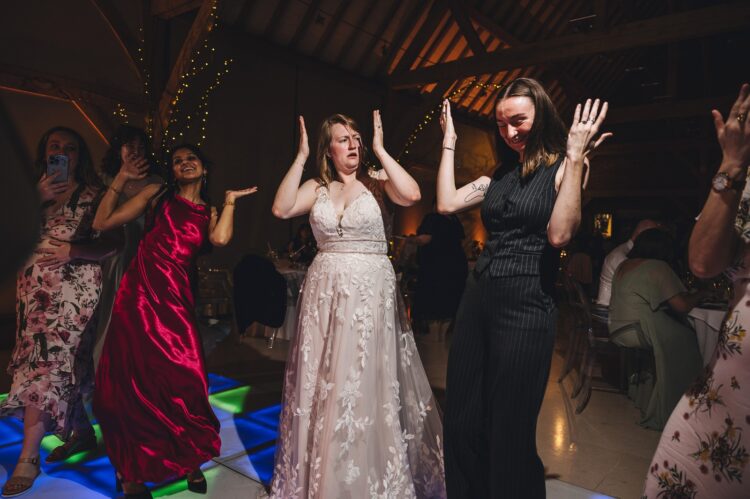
xmin=571 ymin=335 xmax=589 ymax=398
xmin=558 ymin=330 xmax=578 ymax=382
xmin=559 ymin=312 xmax=583 ymax=383
xmin=576 ymin=338 xmax=600 ymax=414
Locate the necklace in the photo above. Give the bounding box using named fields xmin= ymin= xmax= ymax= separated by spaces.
xmin=336 ymin=216 xmax=344 ymax=237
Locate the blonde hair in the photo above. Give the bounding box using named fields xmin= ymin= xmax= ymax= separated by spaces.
xmin=316 ymin=114 xmax=365 ymax=186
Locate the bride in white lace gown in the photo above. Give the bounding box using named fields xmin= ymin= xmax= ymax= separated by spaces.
xmin=270 ymin=112 xmax=446 ymax=498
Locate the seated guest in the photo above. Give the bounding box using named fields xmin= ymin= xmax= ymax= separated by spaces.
xmin=563 ymin=237 xmax=593 ymax=296
xmin=287 ymin=222 xmax=316 ymax=265
xmin=409 ymin=202 xmax=468 ymax=339
xmin=597 ymin=219 xmax=659 ymax=306
xmin=609 ymin=228 xmax=709 ymax=430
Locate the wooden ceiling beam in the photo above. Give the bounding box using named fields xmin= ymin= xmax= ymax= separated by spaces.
xmin=354 ymin=1 xmax=413 ymax=75
xmin=312 ymin=0 xmax=352 ymax=58
xmin=264 ymin=0 xmax=291 ymax=38
xmin=151 ymin=0 xmax=203 ymax=19
xmin=332 ymin=0 xmax=378 ymax=67
xmin=445 ymin=0 xmax=486 ymax=55
xmin=607 ymin=94 xmax=735 ymax=124
xmin=391 ymin=2 xmax=750 ymax=88
xmin=376 ymin=0 xmax=425 ymax=76
xmin=89 ymin=0 xmax=143 ymax=81
xmin=391 ymin=2 xmax=448 ymax=75
xmin=289 ymin=0 xmax=323 ymax=49
xmin=155 ymin=0 xmax=216 ymax=140
xmin=0 ymin=64 xmax=146 ymax=112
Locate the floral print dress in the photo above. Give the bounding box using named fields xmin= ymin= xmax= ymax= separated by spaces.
xmin=0 ymin=185 xmax=103 ymax=439
xmin=642 ymin=181 xmax=750 ymax=498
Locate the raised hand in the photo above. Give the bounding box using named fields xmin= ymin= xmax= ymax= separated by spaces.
xmin=36 ymin=240 xmax=71 ymax=270
xmin=120 ymin=154 xmax=149 ymax=181
xmin=225 ymin=186 xmax=259 ymax=205
xmin=37 ymin=173 xmax=69 ymax=202
xmin=713 ymin=83 xmax=750 ymax=169
xmin=297 ymin=116 xmax=309 ymax=159
xmin=373 ymin=109 xmax=384 ymax=153
xmin=440 ymin=99 xmax=457 ymax=148
xmin=567 ymin=98 xmax=612 ymax=160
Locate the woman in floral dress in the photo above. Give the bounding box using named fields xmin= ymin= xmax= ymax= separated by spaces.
xmin=642 ymin=84 xmax=750 ymax=498
xmin=0 ymin=127 xmax=120 ymax=497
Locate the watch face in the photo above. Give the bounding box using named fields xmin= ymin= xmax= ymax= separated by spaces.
xmin=713 ymin=174 xmax=729 ymax=191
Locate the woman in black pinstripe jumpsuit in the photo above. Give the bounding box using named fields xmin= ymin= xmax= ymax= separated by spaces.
xmin=436 ymin=78 xmax=611 ymax=498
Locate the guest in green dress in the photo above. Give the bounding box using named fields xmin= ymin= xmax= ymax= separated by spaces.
xmin=609 ymin=228 xmax=709 ymax=430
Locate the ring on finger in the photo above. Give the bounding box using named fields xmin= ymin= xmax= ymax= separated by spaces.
xmin=738 ymin=112 xmax=747 ymax=124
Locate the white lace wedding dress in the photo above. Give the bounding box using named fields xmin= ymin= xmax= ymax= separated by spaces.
xmin=270 ymin=185 xmax=446 ymax=498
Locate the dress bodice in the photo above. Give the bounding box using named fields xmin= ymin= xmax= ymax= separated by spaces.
xmin=139 ymin=195 xmax=210 ymax=267
xmin=309 ymin=186 xmax=388 ymax=255
xmin=475 ymin=159 xmax=562 ymax=279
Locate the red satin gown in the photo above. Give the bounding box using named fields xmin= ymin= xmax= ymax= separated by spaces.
xmin=94 ymin=195 xmax=220 ymax=482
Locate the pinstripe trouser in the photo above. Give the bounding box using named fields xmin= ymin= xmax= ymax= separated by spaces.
xmin=444 ymin=270 xmax=557 ymax=498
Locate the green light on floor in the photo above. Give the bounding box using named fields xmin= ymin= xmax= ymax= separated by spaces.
xmin=40 ymin=424 xmax=102 ymax=464
xmin=152 ymin=465 xmax=222 ymax=497
xmin=208 ymin=385 xmax=252 ymax=414
xmin=0 ymin=393 xmax=7 ymax=405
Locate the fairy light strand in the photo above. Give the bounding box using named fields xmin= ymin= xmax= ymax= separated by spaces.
xmin=398 ymin=78 xmax=507 ymax=162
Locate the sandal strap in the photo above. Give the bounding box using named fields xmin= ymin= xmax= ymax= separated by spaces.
xmin=16 ymin=456 xmax=39 ymax=466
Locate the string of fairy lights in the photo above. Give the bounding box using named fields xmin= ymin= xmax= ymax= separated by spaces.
xmin=398 ymin=78 xmax=506 ymax=162
xmin=112 ymin=1 xmax=233 ymax=155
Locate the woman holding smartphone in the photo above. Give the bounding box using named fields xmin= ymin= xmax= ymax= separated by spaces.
xmin=1 ymin=126 xmax=121 ymax=498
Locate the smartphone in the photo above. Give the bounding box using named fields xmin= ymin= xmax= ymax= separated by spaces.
xmin=47 ymin=154 xmax=69 ymax=183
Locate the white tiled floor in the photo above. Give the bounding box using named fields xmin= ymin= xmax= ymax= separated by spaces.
xmin=415 ymin=334 xmax=660 ymax=499
xmin=0 ymin=332 xmax=659 ymax=498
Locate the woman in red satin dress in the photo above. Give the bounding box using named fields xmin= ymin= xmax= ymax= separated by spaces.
xmin=92 ymin=144 xmax=257 ymax=498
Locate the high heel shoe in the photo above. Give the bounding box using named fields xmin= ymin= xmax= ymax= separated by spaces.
xmin=117 ymin=475 xmax=152 ymax=499
xmin=1 ymin=456 xmax=40 ymax=498
xmin=186 ymin=469 xmax=207 ymax=494
xmin=46 ymin=431 xmax=97 ymax=463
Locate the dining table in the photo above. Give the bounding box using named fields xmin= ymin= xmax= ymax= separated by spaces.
xmin=689 ymin=304 xmax=730 ymax=366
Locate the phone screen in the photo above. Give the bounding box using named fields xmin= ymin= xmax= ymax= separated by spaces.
xmin=47 ymin=154 xmax=69 ymax=183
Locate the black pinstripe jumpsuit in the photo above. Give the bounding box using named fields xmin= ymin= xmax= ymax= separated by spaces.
xmin=444 ymin=158 xmax=562 ymax=499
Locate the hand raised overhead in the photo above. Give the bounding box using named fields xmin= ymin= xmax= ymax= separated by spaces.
xmin=440 ymin=99 xmax=457 ymax=148
xmin=296 ymin=116 xmax=309 ymax=160
xmin=567 ymin=98 xmax=612 ymax=160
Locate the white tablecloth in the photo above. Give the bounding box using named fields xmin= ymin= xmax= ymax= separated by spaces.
xmin=689 ymin=307 xmax=729 ymax=366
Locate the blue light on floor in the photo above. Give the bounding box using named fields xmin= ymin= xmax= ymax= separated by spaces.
xmin=0 ymin=373 xmax=281 ymax=495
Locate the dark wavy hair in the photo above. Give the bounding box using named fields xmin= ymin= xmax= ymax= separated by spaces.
xmin=34 ymin=126 xmax=102 ymax=189
xmin=627 ymin=228 xmax=675 ymax=266
xmin=146 ymin=143 xmax=212 ymax=230
xmin=101 ymin=124 xmax=159 ymax=178
xmin=493 ymin=78 xmax=568 ymax=177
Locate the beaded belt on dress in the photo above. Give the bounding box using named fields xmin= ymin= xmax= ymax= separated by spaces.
xmin=318 ymin=238 xmax=388 ymax=255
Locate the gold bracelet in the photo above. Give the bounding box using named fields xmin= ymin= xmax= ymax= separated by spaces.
xmin=223 ymin=200 xmax=235 ymax=207
xmin=109 ymin=185 xmax=121 ymax=195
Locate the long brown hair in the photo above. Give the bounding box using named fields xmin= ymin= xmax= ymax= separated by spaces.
xmin=316 ymin=114 xmax=366 ymax=186
xmin=34 ymin=126 xmax=102 ymax=189
xmin=494 ymin=78 xmax=567 ymax=177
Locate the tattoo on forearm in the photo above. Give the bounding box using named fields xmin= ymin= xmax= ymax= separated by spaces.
xmin=464 ymin=182 xmax=487 ymax=202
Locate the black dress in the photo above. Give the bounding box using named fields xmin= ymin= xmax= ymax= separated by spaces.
xmin=413 ymin=213 xmax=468 ymax=322
xmin=444 ymin=159 xmax=562 ymax=498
